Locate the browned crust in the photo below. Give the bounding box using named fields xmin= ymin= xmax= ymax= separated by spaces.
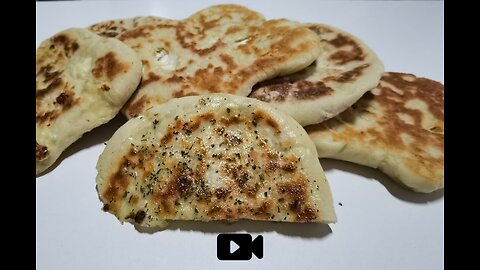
xmin=307 ymin=72 xmax=444 ymax=181
xmin=101 ymin=106 xmax=320 ymax=224
xmin=126 ymin=95 xmax=149 ymax=118
xmin=89 ymin=17 xmax=167 ymax=38
xmin=36 ymin=85 xmax=80 ymax=125
xmin=52 ymin=34 xmax=79 ymax=57
xmin=251 ymin=79 xmax=335 ymax=102
xmin=249 ymin=24 xmax=371 ymax=103
xmin=36 ymin=141 xmax=49 ymax=161
xmin=36 ymin=31 xmax=85 ymax=126
xmin=308 ymin=24 xmax=365 ymax=65
xmin=118 ymin=10 xmax=322 ymax=115
xmin=92 ymin=52 xmax=129 ymax=80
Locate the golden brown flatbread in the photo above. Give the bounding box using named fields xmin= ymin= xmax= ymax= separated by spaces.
xmin=118 ymin=4 xmax=323 ymax=118
xmin=36 ymin=28 xmax=142 ymax=175
xmin=306 ymin=72 xmax=444 ymax=193
xmin=96 ymin=94 xmax=336 ymax=227
xmin=250 ymin=24 xmax=384 ymax=126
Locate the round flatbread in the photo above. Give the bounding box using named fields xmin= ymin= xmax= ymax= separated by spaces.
xmin=306 ymin=72 xmax=444 ymax=193
xmin=36 ymin=28 xmax=142 ymax=175
xmin=118 ymin=4 xmax=322 ymax=118
xmin=96 ymin=94 xmax=336 ymax=227
xmin=249 ymin=23 xmax=384 ymax=126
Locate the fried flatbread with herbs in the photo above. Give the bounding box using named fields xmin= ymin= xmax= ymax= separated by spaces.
xmin=97 ymin=94 xmax=336 ymax=227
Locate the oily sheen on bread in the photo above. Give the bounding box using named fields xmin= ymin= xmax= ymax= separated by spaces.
xmin=96 ymin=94 xmax=336 ymax=227
xmin=88 ymin=16 xmax=169 ymax=38
xmin=118 ymin=4 xmax=323 ymax=118
xmin=36 ymin=28 xmax=142 ymax=175
xmin=306 ymin=72 xmax=444 ymax=193
xmin=250 ymin=24 xmax=384 ymax=126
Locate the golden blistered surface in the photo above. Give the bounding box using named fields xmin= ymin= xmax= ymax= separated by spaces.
xmin=118 ymin=4 xmax=322 ymax=117
xmin=307 ymin=72 xmax=444 ymax=184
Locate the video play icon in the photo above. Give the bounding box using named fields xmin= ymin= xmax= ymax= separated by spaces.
xmin=217 ymin=234 xmax=263 ymax=260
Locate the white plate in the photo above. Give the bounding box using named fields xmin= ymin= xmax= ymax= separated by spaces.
xmin=36 ymin=1 xmax=444 ymax=269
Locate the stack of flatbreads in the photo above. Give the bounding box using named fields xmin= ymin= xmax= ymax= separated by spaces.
xmin=36 ymin=4 xmax=443 ymax=228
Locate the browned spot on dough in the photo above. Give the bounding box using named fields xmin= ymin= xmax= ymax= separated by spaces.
xmin=92 ymin=52 xmax=128 ymax=80
xmin=118 ymin=25 xmax=156 ymax=40
xmin=133 ymin=210 xmax=146 ymax=223
xmin=282 ymin=162 xmax=297 ymax=172
xmin=215 ymin=188 xmax=230 ymax=199
xmin=52 ymin=34 xmax=79 ymax=56
xmin=327 ymin=34 xmax=365 ymax=65
xmin=251 ymin=80 xmax=334 ymax=102
xmin=36 ymin=77 xmax=63 ymax=99
xmin=226 ymin=26 xmax=243 ymax=35
xmin=141 ymin=60 xmax=150 ymax=70
xmin=252 ymin=201 xmax=272 ymax=218
xmin=165 ymin=74 xmax=184 ymax=83
xmin=103 ymin=169 xmax=130 ymax=204
xmin=223 ymin=164 xmax=249 ymax=189
xmin=220 ymin=115 xmax=241 ymax=126
xmin=36 ymin=141 xmax=48 ymax=161
xmin=219 ymin=54 xmax=237 ymax=70
xmin=330 ymin=51 xmax=363 ymax=65
xmin=277 ymin=179 xmax=317 ymax=221
xmin=224 ymin=132 xmax=243 ymax=147
xmin=55 ymin=92 xmax=70 ymax=106
xmin=36 ymin=88 xmax=79 ymax=125
xmin=297 ymin=207 xmax=317 ymax=221
xmin=307 ymin=24 xmax=333 ymax=35
xmin=176 ymin=66 xmax=187 ymax=73
xmin=278 ymin=182 xmax=306 ymax=200
xmin=329 ymin=34 xmax=354 ymax=48
xmin=127 ymin=95 xmax=148 ymax=117
xmin=265 ymin=161 xmax=279 ymax=172
xmin=140 ymin=72 xmax=160 ymax=88
xmin=37 ymin=65 xmax=62 ymax=84
xmin=207 ymin=204 xmax=223 ymax=216
xmin=382 ymin=73 xmax=444 ymax=120
xmin=150 ymin=155 xmax=210 ymax=214
xmin=153 ymin=179 xmax=178 ymax=214
xmin=160 ymin=132 xmax=173 ymax=145
xmin=36 ymin=111 xmax=57 ymax=124
xmin=329 ymin=64 xmax=369 ymax=83
xmin=177 ymin=175 xmax=194 ymax=197
xmin=176 ymin=24 xmax=224 ymax=56
xmin=172 ymin=89 xmax=199 ymax=98
xmin=160 ymin=112 xmax=213 ymax=144
xmin=254 ymin=110 xmax=281 ymax=133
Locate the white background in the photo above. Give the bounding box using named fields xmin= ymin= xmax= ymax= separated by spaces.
xmin=36 ymin=1 xmax=444 ymax=269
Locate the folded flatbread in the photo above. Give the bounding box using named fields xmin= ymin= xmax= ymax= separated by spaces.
xmin=250 ymin=24 xmax=384 ymax=126
xmin=306 ymin=72 xmax=444 ymax=193
xmin=36 ymin=28 xmax=142 ymax=175
xmin=96 ymin=94 xmax=336 ymax=227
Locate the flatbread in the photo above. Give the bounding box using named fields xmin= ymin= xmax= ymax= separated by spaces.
xmin=88 ymin=16 xmax=169 ymax=38
xmin=118 ymin=4 xmax=322 ymax=118
xmin=306 ymin=72 xmax=444 ymax=193
xmin=36 ymin=28 xmax=142 ymax=175
xmin=96 ymin=94 xmax=336 ymax=227
xmin=249 ymin=24 xmax=384 ymax=126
